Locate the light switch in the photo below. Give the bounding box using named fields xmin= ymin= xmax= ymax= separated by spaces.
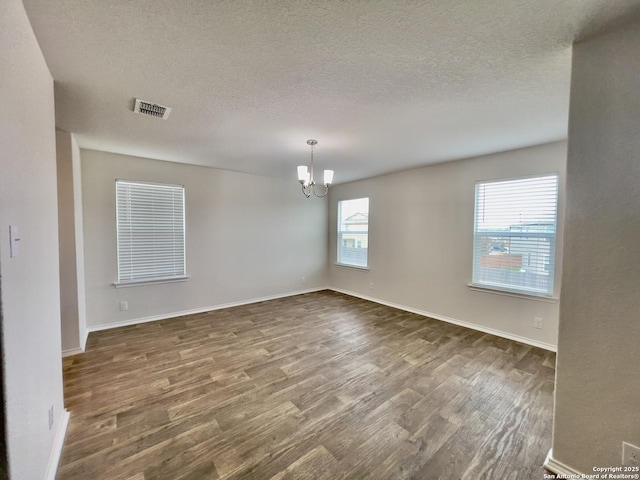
xmin=9 ymin=226 xmax=20 ymax=258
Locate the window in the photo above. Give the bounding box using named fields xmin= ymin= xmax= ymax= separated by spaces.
xmin=472 ymin=174 xmax=558 ymax=296
xmin=337 ymin=197 xmax=369 ymax=268
xmin=116 ymin=180 xmax=186 ymax=284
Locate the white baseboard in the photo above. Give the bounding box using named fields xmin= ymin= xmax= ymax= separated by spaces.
xmin=329 ymin=287 xmax=557 ymax=352
xmin=544 ymin=449 xmax=584 ymax=476
xmin=61 ymin=347 xmax=84 ymax=358
xmin=81 ymin=327 xmax=88 ymax=351
xmin=87 ymin=286 xmax=329 ymax=333
xmin=85 ymin=286 xmax=555 ymax=351
xmin=61 ymin=328 xmax=89 ymax=357
xmin=45 ymin=409 xmax=70 ymax=480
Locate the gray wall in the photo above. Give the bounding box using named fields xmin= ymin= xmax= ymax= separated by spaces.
xmin=81 ymin=149 xmax=328 ymax=329
xmin=551 ymin=19 xmax=640 ymax=472
xmin=0 ymin=1 xmax=65 ymax=478
xmin=57 ymin=130 xmax=88 ymax=354
xmin=329 ymin=141 xmax=566 ymax=349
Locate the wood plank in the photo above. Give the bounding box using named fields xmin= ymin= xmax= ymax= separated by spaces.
xmin=57 ymin=290 xmax=555 ymax=480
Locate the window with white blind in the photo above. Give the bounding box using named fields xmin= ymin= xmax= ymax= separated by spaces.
xmin=337 ymin=197 xmax=369 ymax=268
xmin=115 ymin=180 xmax=186 ymax=285
xmin=472 ymin=174 xmax=558 ymax=296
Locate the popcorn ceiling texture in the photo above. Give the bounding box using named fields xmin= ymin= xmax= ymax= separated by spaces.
xmin=23 ymin=0 xmax=640 ymax=182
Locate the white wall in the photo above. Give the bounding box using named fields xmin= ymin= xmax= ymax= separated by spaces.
xmin=81 ymin=149 xmax=328 ymax=329
xmin=329 ymin=141 xmax=566 ymax=349
xmin=0 ymin=1 xmax=66 ymax=478
xmin=550 ymin=18 xmax=640 ymax=473
xmin=57 ymin=130 xmax=88 ymax=354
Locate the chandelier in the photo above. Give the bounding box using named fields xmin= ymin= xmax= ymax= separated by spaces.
xmin=297 ymin=139 xmax=334 ymax=198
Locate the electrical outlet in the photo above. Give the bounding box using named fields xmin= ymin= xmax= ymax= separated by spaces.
xmin=119 ymin=301 xmax=128 ymax=311
xmin=369 ymin=282 xmax=374 ymax=290
xmin=300 ymin=276 xmax=306 ymax=285
xmin=48 ymin=405 xmax=54 ymax=430
xmin=534 ymin=317 xmax=543 ymax=329
xmin=623 ymin=442 xmax=640 ymax=466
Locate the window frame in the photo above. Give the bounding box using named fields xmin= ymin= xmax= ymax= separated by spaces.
xmin=336 ymin=197 xmax=370 ymax=269
xmin=470 ymin=173 xmax=559 ymax=298
xmin=114 ymin=179 xmax=188 ymax=287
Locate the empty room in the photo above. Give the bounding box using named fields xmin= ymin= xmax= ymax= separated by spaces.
xmin=2 ymin=1 xmax=640 ymax=479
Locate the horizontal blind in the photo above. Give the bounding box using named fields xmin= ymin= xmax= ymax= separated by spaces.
xmin=472 ymin=175 xmax=558 ymax=295
xmin=337 ymin=197 xmax=369 ymax=268
xmin=116 ymin=180 xmax=186 ymax=283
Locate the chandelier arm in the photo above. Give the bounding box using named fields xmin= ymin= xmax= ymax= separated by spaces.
xmin=313 ymin=185 xmax=329 ymax=197
xmin=301 ymin=184 xmax=311 ymax=198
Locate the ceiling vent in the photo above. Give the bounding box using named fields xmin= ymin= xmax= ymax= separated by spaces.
xmin=133 ymin=98 xmax=171 ymax=119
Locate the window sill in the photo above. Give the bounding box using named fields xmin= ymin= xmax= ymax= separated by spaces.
xmin=335 ymin=263 xmax=370 ymax=271
xmin=113 ymin=276 xmax=190 ymax=288
xmin=467 ymin=283 xmax=558 ymax=303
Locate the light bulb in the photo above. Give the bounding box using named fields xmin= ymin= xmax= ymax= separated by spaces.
xmin=323 ymin=169 xmax=334 ymax=186
xmin=297 ymin=166 xmax=309 ymax=185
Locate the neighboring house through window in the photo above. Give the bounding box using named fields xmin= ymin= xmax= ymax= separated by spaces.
xmin=337 ymin=197 xmax=369 ymax=268
xmin=115 ymin=180 xmax=186 ymax=284
xmin=472 ymin=174 xmax=559 ymax=296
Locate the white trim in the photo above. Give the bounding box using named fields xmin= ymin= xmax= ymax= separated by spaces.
xmin=544 ymin=449 xmax=584 ymax=476
xmin=113 ymin=276 xmax=190 ymax=288
xmin=467 ymin=283 xmax=559 ymax=303
xmin=45 ymin=409 xmax=70 ymax=480
xmin=334 ymin=263 xmax=370 ymax=271
xmin=329 ymin=287 xmax=557 ymax=352
xmin=62 ymin=347 xmax=83 ymax=358
xmin=61 ymin=329 xmax=89 ymax=358
xmin=87 ymin=287 xmax=329 ymax=333
xmin=81 ymin=327 xmax=89 ymax=351
xmin=85 ymin=285 xmax=556 ymax=351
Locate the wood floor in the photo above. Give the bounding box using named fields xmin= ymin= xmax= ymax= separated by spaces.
xmin=58 ymin=290 xmax=555 ymax=480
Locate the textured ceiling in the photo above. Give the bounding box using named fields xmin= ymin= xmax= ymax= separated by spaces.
xmin=23 ymin=0 xmax=640 ymax=183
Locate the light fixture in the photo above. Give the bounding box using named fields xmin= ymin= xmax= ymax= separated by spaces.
xmin=297 ymin=139 xmax=334 ymax=198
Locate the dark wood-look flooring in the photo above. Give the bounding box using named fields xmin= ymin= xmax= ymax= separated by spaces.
xmin=58 ymin=290 xmax=555 ymax=480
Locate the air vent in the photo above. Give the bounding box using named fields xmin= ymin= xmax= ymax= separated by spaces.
xmin=133 ymin=98 xmax=171 ymax=119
